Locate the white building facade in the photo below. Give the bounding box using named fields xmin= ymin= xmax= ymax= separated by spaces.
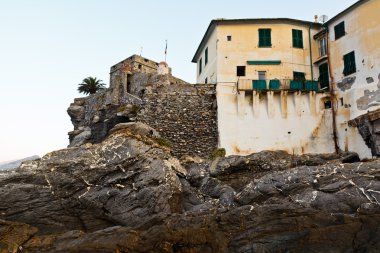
xmin=192 ymin=0 xmax=380 ymax=158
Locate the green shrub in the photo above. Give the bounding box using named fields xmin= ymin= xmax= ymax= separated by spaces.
xmin=155 ymin=137 xmax=171 ymax=147
xmin=211 ymin=148 xmax=226 ymax=159
xmin=117 ymin=105 xmax=127 ymax=112
xmin=130 ymin=104 xmax=140 ymax=114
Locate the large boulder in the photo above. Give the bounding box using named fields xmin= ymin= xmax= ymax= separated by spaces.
xmin=0 ymin=123 xmax=183 ymax=235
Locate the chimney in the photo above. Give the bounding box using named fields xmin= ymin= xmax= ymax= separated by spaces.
xmin=314 ymin=15 xmax=319 ymax=23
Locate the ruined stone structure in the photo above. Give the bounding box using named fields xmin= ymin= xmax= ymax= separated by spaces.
xmin=68 ymin=56 xmax=218 ymax=158
xmin=109 ymin=54 xmax=172 ymax=103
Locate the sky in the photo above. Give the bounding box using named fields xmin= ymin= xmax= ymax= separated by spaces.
xmin=0 ymin=0 xmax=358 ymax=162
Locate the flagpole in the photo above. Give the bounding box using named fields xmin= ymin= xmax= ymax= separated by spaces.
xmin=165 ymin=40 xmax=167 ymax=62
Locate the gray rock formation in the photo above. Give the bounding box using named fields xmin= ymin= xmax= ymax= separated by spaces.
xmin=0 ymin=123 xmax=379 ymax=252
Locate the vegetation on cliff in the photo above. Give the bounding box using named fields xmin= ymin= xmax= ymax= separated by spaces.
xmin=77 ymin=77 xmax=106 ymax=95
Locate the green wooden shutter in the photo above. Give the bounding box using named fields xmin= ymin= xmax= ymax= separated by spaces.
xmin=292 ymin=29 xmax=303 ymax=48
xmin=319 ymin=63 xmax=329 ymax=89
xmin=334 ymin=22 xmax=345 ymax=40
xmin=205 ymin=48 xmax=208 ymax=65
xmin=259 ymin=29 xmax=271 ymax=47
xmin=343 ymin=51 xmax=356 ymax=76
xmin=199 ymin=58 xmax=202 ymax=75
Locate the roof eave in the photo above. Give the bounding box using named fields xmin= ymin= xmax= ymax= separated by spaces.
xmin=191 ymin=18 xmax=322 ymax=63
xmin=192 ymin=20 xmax=217 ymax=63
xmin=326 ymin=0 xmax=370 ymax=25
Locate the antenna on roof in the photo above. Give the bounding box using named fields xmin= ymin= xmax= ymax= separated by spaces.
xmin=140 ymin=46 xmax=143 ymax=56
xmin=319 ymin=15 xmax=328 ymax=24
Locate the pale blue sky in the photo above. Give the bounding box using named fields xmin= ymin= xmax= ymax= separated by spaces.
xmin=0 ymin=0 xmax=357 ymax=161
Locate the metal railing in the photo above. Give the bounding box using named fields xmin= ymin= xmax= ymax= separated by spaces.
xmin=238 ymin=79 xmax=327 ymax=92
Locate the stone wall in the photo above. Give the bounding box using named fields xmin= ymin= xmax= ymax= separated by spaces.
xmin=138 ymin=83 xmax=218 ymax=158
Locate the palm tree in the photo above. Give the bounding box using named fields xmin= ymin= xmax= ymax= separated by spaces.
xmin=77 ymin=77 xmax=106 ymax=95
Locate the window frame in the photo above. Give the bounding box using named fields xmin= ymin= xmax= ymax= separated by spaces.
xmin=318 ymin=37 xmax=327 ymax=57
xmin=292 ymin=29 xmax=303 ymax=49
xmin=258 ymin=71 xmax=266 ymax=80
xmin=237 ymin=66 xmax=246 ymax=77
xmin=258 ymin=28 xmax=272 ymax=47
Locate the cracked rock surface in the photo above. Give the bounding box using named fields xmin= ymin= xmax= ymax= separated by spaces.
xmin=0 ymin=124 xmax=379 ymax=252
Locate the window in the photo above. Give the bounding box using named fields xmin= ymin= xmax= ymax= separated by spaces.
xmin=292 ymin=29 xmax=303 ymax=48
xmin=293 ymin=71 xmax=305 ymax=81
xmin=334 ymin=21 xmax=345 ymax=40
xmin=259 ymin=29 xmax=271 ymax=47
xmin=199 ymin=58 xmax=202 ymax=75
xmin=343 ymin=51 xmax=356 ymax=76
xmin=258 ymin=71 xmax=266 ymax=80
xmin=227 ymin=35 xmax=232 ymax=41
xmin=205 ymin=47 xmax=208 ymax=65
xmin=319 ymin=63 xmax=329 ymax=89
xmin=319 ymin=37 xmax=327 ymax=57
xmin=237 ymin=66 xmax=246 ymax=76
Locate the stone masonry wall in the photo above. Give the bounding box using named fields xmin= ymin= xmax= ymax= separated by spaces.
xmin=138 ymin=83 xmax=218 ymax=158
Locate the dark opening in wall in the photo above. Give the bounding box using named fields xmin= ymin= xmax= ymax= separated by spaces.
xmin=138 ymin=64 xmax=142 ymax=70
xmin=237 ymin=66 xmax=246 ymax=76
xmin=340 ymin=97 xmax=344 ymax=107
xmin=127 ymin=74 xmax=132 ymax=93
xmin=324 ymin=100 xmax=332 ymax=109
xmin=227 ymin=35 xmax=232 ymax=41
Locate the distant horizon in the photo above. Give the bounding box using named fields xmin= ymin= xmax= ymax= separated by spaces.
xmin=0 ymin=155 xmax=40 ymax=164
xmin=0 ymin=0 xmax=358 ymax=161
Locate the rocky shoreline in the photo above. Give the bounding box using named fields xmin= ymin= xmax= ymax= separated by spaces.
xmin=0 ymin=122 xmax=379 ymax=252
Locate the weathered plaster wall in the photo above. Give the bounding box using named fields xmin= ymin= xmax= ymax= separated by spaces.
xmin=328 ymin=0 xmax=380 ymax=158
xmin=138 ymin=83 xmax=218 ymax=158
xmin=216 ymin=84 xmax=335 ymax=156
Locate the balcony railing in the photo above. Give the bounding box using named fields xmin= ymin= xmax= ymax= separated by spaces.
xmin=238 ymin=79 xmax=326 ymax=92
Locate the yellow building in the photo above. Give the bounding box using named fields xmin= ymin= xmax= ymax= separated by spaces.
xmin=192 ymin=0 xmax=380 ymax=158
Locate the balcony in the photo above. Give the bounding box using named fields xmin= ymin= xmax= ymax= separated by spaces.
xmin=238 ymin=79 xmax=327 ymax=93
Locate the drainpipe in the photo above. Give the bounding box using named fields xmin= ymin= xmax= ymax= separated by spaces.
xmin=326 ymin=27 xmax=340 ymax=154
xmin=308 ymin=24 xmax=314 ymax=80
